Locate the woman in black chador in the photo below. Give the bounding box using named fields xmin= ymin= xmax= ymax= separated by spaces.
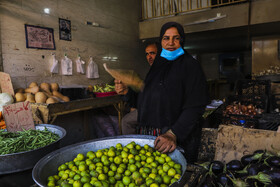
xmin=137 ymin=22 xmax=209 ymax=163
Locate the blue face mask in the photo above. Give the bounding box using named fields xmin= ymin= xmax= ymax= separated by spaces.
xmin=160 ymin=47 xmax=185 ymax=61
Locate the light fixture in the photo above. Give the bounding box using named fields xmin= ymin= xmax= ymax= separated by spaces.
xmin=102 ymin=56 xmax=118 ymax=61
xmin=184 ymin=14 xmax=226 ymax=26
xmin=44 ymin=8 xmax=50 ymax=14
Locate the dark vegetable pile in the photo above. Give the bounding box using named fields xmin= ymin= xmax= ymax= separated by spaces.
xmin=0 ymin=128 xmax=60 ymax=155
xmin=199 ymin=149 xmax=280 ymax=187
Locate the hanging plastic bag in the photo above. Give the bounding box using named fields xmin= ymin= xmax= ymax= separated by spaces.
xmin=61 ymin=55 xmax=73 ymax=75
xmin=50 ymin=54 xmax=59 ymax=74
xmin=76 ymin=56 xmax=85 ymax=74
xmin=86 ymin=57 xmax=99 ymax=79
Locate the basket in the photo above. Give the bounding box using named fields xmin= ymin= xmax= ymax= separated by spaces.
xmin=94 ymin=91 xmax=117 ymax=97
xmin=221 ymin=114 xmax=259 ymax=129
xmin=217 ymin=95 xmax=268 ymax=129
xmin=223 ymin=95 xmax=268 ymax=115
xmin=258 ymin=113 xmax=280 ymax=131
xmin=235 ymin=79 xmax=271 ymax=96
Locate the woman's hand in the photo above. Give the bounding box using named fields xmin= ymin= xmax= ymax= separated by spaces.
xmin=114 ymin=79 xmax=128 ymax=95
xmin=154 ymin=130 xmax=177 ymax=153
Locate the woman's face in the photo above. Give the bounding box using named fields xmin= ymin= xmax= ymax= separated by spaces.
xmin=161 ymin=27 xmax=181 ymax=51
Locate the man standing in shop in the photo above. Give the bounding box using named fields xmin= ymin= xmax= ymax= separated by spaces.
xmin=114 ymin=41 xmax=158 ymax=134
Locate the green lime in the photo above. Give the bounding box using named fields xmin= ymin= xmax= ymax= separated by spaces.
xmin=108 ymin=176 xmax=116 ymax=184
xmin=122 ymin=176 xmax=131 ymax=185
xmin=81 ymin=176 xmax=90 ymax=183
xmin=124 ymin=170 xmax=131 ymax=176
xmin=129 ymin=164 xmax=137 ymax=172
xmin=150 ymin=183 xmax=159 ymax=187
xmin=108 ymin=150 xmax=115 ymax=157
xmin=167 ymin=168 xmax=176 ymax=177
xmin=98 ymin=173 xmax=107 ymax=181
xmin=77 ymin=153 xmax=85 ymax=161
xmin=162 ymin=175 xmax=171 ymax=184
xmin=79 ymin=164 xmax=87 ymax=172
xmin=89 ymin=170 xmax=98 ymax=177
xmin=47 ymin=180 xmax=55 ymax=187
xmin=83 ymin=183 xmax=92 ymax=187
xmin=47 ymin=176 xmax=55 ymax=181
xmin=93 ymin=181 xmax=103 ymax=187
xmin=86 ymin=151 xmax=95 ymax=160
xmin=114 ymin=156 xmax=122 ymax=165
xmin=158 ymin=157 xmax=165 ymax=164
xmin=88 ymin=163 xmax=96 ymax=171
xmin=73 ymin=174 xmax=81 ymax=181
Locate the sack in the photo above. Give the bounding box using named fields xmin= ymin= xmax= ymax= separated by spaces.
xmin=50 ymin=54 xmax=59 ymax=74
xmin=61 ymin=55 xmax=73 ymax=75
xmin=86 ymin=57 xmax=99 ymax=79
xmin=76 ymin=56 xmax=85 ymax=74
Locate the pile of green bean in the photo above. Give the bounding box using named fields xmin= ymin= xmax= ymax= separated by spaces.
xmin=0 ymin=128 xmax=60 ymax=155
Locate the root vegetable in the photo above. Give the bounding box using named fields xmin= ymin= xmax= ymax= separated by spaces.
xmin=25 ymin=93 xmax=35 ymax=103
xmin=25 ymin=86 xmax=39 ymax=94
xmin=35 ymin=92 xmax=47 ymax=103
xmin=46 ymin=97 xmax=59 ymax=104
xmin=52 ymin=91 xmax=70 ymax=102
xmin=15 ymin=88 xmax=25 ymax=93
xmin=15 ymin=93 xmax=26 ymax=102
xmin=40 ymin=83 xmax=52 ymax=95
xmin=50 ymin=83 xmax=59 ymax=92
xmin=29 ymin=82 xmax=38 ymax=88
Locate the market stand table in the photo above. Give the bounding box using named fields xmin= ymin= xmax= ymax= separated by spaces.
xmin=31 ymin=95 xmax=125 ymax=138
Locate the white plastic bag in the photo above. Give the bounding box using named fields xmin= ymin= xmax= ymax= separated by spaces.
xmin=76 ymin=56 xmax=85 ymax=74
xmin=86 ymin=57 xmax=99 ymax=79
xmin=61 ymin=55 xmax=73 ymax=75
xmin=50 ymin=54 xmax=59 ymax=74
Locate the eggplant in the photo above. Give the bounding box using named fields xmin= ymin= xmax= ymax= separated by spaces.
xmin=247 ymin=172 xmax=272 ymax=186
xmin=266 ymin=156 xmax=280 ymax=168
xmin=258 ymin=163 xmax=272 ymax=173
xmin=245 ymin=178 xmax=263 ymax=187
xmin=217 ymin=173 xmax=231 ymax=186
xmin=227 ymin=176 xmax=249 ymax=187
xmin=210 ymin=160 xmax=224 ymax=175
xmin=254 ymin=150 xmax=265 ymax=154
xmin=247 ymin=164 xmax=261 ymax=176
xmin=200 ymin=161 xmax=211 ymax=170
xmin=235 ymin=165 xmax=249 ymax=178
xmin=263 ymin=169 xmax=280 ymax=185
xmin=241 ymin=153 xmax=263 ymax=166
xmin=199 ymin=182 xmax=215 ymax=187
xmin=226 ymin=160 xmax=244 ymax=171
xmin=200 ymin=173 xmax=216 ymax=187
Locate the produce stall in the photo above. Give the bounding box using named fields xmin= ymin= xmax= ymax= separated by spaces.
xmin=31 ymin=95 xmax=124 ymax=134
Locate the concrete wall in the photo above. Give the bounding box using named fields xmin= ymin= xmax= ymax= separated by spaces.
xmin=252 ymin=36 xmax=280 ymax=75
xmin=139 ymin=0 xmax=280 ymax=39
xmin=0 ymin=0 xmax=146 ymax=89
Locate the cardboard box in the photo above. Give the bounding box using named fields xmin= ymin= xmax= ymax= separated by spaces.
xmin=215 ymin=124 xmax=280 ymax=163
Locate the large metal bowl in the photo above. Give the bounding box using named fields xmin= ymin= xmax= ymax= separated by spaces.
xmin=0 ymin=124 xmax=66 ymax=175
xmin=33 ymin=135 xmax=187 ymax=186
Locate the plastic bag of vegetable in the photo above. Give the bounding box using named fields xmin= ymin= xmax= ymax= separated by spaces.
xmin=50 ymin=54 xmax=59 ymax=74
xmin=0 ymin=93 xmax=14 ymax=112
xmin=61 ymin=55 xmax=72 ymax=75
xmin=86 ymin=57 xmax=99 ymax=79
xmin=75 ymin=56 xmax=85 ymax=74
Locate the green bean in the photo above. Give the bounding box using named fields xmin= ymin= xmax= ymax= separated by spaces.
xmin=0 ymin=127 xmax=60 ymax=155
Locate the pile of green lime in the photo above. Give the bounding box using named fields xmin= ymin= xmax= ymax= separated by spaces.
xmin=47 ymin=141 xmax=182 ymax=187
